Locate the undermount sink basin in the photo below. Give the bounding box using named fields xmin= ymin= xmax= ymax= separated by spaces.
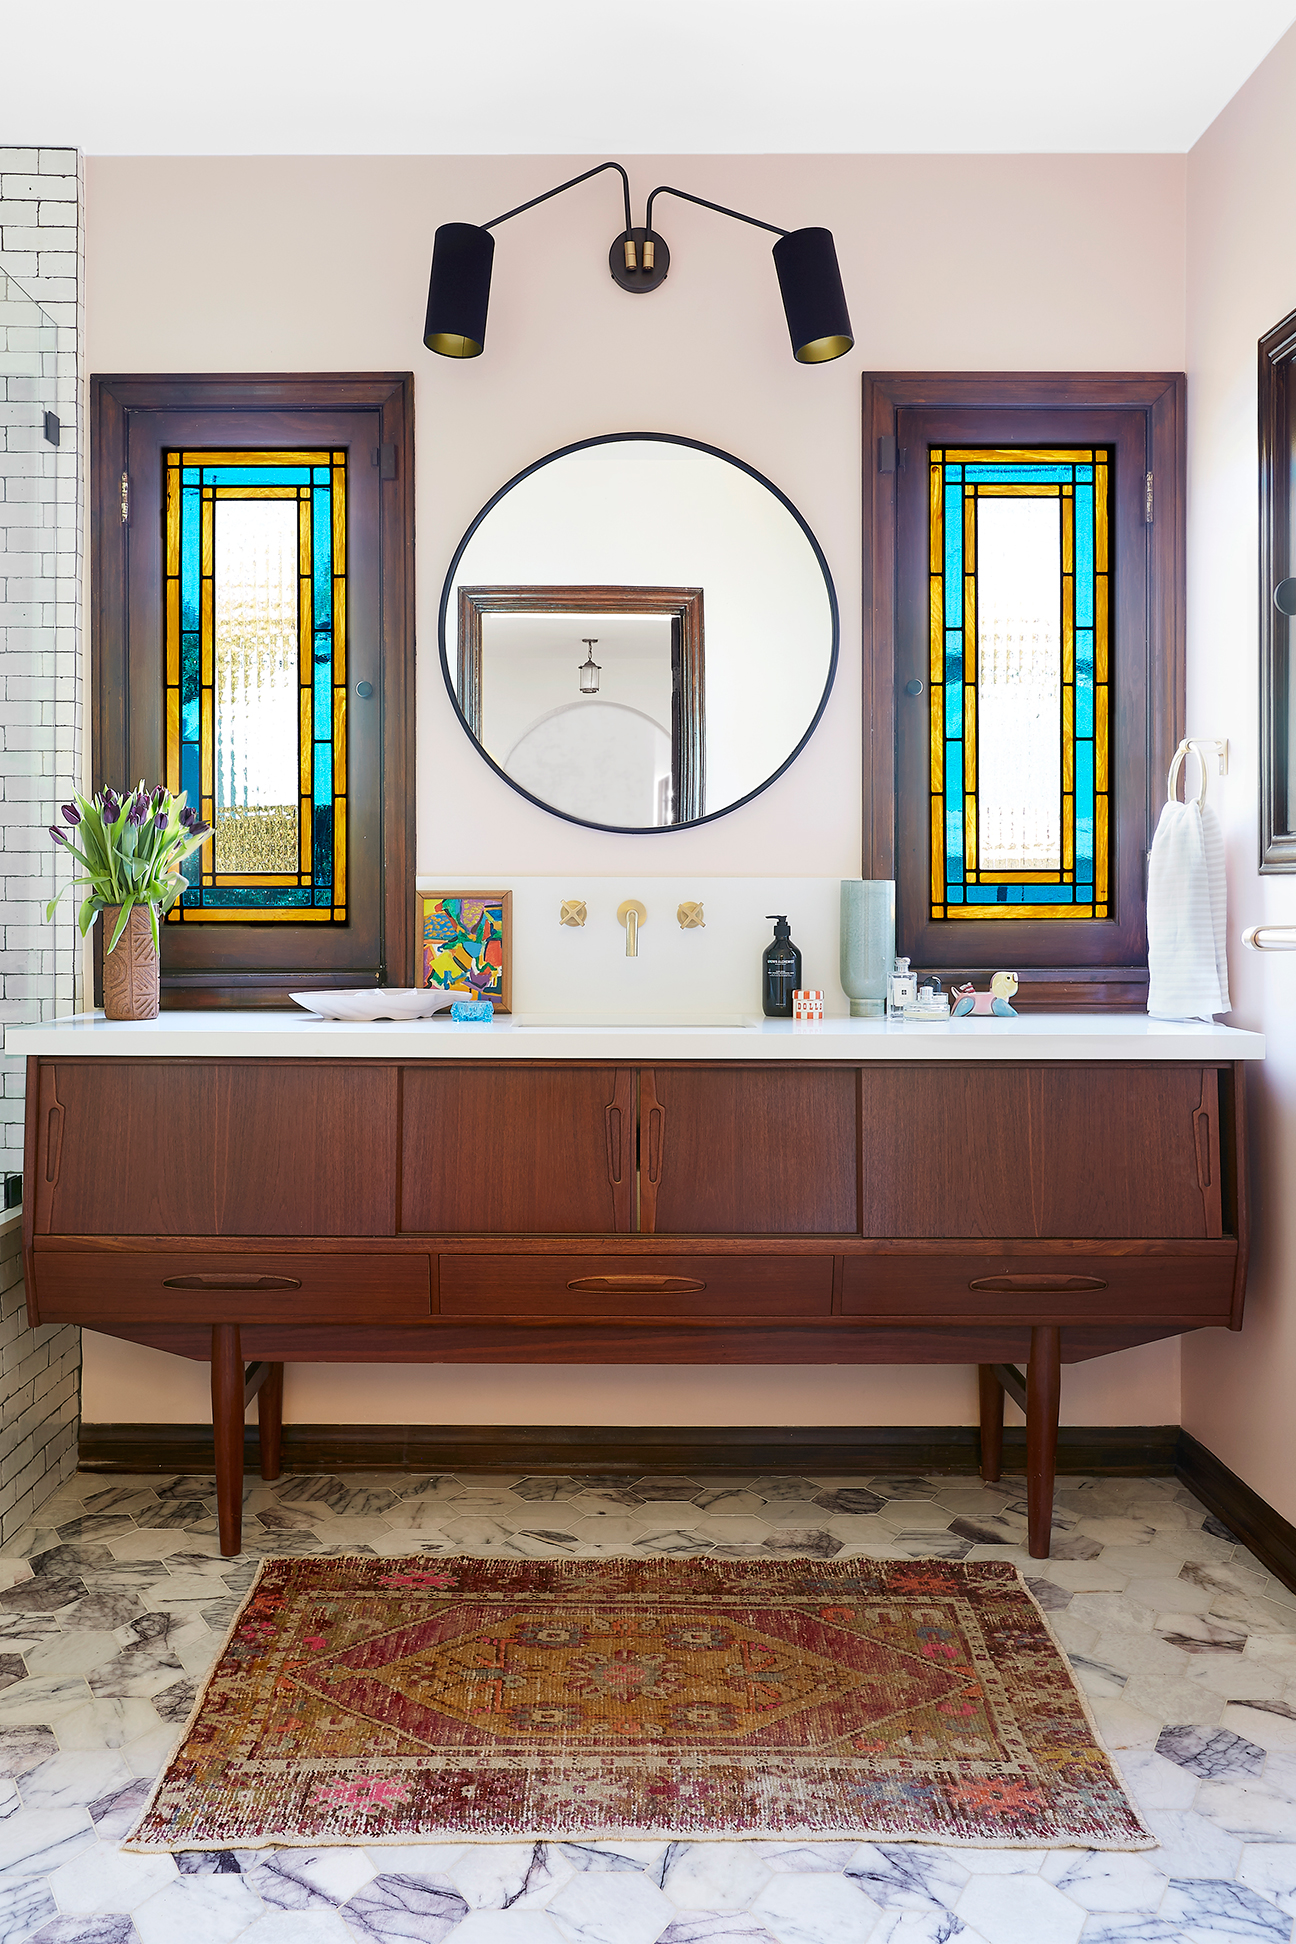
xmin=513 ymin=1014 xmax=761 ymax=1029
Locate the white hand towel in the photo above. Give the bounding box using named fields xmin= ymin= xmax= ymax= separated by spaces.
xmin=1146 ymin=798 xmax=1231 ymax=1020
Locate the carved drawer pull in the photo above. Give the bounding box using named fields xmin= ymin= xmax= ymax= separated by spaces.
xmin=1193 ymin=1104 xmax=1213 ymax=1190
xmin=566 ymin=1274 xmax=707 ymax=1294
xmin=162 ymin=1274 xmax=303 ymax=1291
xmin=968 ymin=1274 xmax=1108 ymax=1293
xmin=44 ymin=1100 xmax=65 ymax=1185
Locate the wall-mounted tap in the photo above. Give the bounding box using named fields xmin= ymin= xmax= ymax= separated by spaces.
xmin=617 ymin=899 xmax=647 ymax=956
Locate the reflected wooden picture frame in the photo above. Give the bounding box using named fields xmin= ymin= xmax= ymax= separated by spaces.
xmin=415 ymin=889 xmax=512 ymax=1012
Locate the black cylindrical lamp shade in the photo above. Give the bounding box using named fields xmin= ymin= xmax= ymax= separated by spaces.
xmin=772 ymin=226 xmax=853 ymax=364
xmin=424 ymin=223 xmax=495 ymax=359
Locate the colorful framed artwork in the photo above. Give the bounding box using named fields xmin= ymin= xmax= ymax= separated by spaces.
xmin=416 ymin=890 xmax=512 ymax=1012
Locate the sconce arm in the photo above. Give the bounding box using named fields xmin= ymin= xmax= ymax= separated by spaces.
xmin=484 ymin=161 xmax=634 ymax=237
xmin=644 ymin=183 xmax=789 ymax=239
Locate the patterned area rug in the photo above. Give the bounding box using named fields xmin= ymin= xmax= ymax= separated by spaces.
xmin=126 ymin=1553 xmax=1152 ymax=1850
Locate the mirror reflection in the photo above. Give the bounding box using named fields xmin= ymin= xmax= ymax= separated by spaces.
xmin=440 ymin=436 xmax=837 ymax=831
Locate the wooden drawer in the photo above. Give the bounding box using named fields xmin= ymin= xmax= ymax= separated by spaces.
xmin=437 ymin=1254 xmax=835 ymax=1320
xmin=840 ymin=1249 xmax=1236 ymax=1325
xmin=30 ymin=1251 xmax=431 ymax=1325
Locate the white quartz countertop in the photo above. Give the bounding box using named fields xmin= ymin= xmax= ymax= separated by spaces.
xmin=5 ymin=1010 xmax=1265 ymax=1061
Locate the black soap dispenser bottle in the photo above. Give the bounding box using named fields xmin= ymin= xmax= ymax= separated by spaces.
xmin=762 ymin=914 xmax=802 ymax=1018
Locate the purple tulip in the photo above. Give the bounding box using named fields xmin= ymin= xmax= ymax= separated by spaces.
xmin=102 ymin=795 xmax=120 ymax=823
xmin=179 ymin=806 xmax=196 ymax=828
xmin=60 ymin=803 xmax=80 ymax=825
xmin=153 ymin=811 xmax=167 ymax=832
xmin=127 ymin=801 xmax=146 ymax=827
xmin=48 ymin=824 xmax=67 ymax=847
xmin=191 ymin=821 xmax=211 ymax=839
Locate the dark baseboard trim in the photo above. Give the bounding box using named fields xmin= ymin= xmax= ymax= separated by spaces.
xmin=1174 ymin=1428 xmax=1296 ymax=1595
xmin=78 ymin=1420 xmax=1181 ymax=1478
xmin=77 ymin=1419 xmax=1296 ymax=1595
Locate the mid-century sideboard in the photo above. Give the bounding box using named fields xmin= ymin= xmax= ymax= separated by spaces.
xmin=15 ymin=1012 xmax=1262 ymax=1559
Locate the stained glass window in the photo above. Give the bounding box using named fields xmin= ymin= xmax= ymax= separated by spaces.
xmin=928 ymin=448 xmax=1109 ymax=920
xmin=163 ymin=450 xmax=347 ymax=922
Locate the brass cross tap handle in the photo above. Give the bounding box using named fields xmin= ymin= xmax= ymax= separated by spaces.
xmin=559 ymin=900 xmax=587 ymax=927
xmin=677 ymin=901 xmax=705 ymax=928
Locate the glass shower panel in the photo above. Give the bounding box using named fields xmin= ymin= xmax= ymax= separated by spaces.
xmin=0 ymin=264 xmax=75 ymax=1185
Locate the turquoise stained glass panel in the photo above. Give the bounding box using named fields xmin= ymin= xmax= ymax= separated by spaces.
xmin=928 ymin=448 xmax=1110 ymax=922
xmin=163 ymin=449 xmax=348 ymax=923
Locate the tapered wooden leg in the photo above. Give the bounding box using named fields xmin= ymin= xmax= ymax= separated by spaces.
xmin=211 ymin=1324 xmax=244 ymax=1558
xmin=1026 ymin=1325 xmax=1061 ymax=1559
xmin=978 ymin=1365 xmax=1004 ymax=1482
xmin=258 ymin=1363 xmax=284 ymax=1481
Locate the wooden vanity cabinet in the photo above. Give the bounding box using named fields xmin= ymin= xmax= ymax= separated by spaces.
xmin=23 ymin=1053 xmax=1248 ymax=1562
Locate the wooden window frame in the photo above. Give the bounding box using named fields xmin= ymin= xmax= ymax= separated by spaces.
xmin=1259 ymin=307 xmax=1296 ymax=872
xmin=862 ymin=372 xmax=1186 ymax=1012
xmin=91 ymin=372 xmax=416 ymax=1008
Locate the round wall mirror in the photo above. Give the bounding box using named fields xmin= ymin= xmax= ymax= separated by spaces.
xmin=438 ymin=432 xmax=839 ymax=832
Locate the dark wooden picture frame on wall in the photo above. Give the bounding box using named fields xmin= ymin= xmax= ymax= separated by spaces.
xmin=1260 ymin=307 xmax=1296 ymax=872
xmin=90 ymin=372 xmax=416 ymax=1008
xmin=862 ymin=371 xmax=1186 ymax=1011
xmin=456 ymin=584 xmax=706 ymax=826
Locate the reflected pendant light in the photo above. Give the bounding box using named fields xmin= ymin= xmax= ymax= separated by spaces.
xmin=423 ymin=162 xmax=853 ymax=366
xmin=578 ymin=639 xmax=601 ymax=695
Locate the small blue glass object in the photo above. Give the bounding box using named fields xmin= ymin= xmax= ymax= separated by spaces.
xmin=450 ymin=999 xmax=494 ymax=1022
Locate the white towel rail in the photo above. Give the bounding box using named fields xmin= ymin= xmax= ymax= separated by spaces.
xmin=1243 ymin=926 xmax=1296 ymax=950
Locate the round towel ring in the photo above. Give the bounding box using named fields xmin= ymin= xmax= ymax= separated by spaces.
xmin=1167 ymin=738 xmax=1208 ymax=808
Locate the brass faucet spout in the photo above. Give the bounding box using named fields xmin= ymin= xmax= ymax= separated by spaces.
xmin=617 ymin=899 xmax=647 ymax=958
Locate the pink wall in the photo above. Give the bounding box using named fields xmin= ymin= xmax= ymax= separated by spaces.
xmin=82 ymin=151 xmax=1188 ymax=1427
xmin=1182 ymin=24 xmax=1296 ymax=1518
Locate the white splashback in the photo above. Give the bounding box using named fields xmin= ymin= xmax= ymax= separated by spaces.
xmin=416 ymin=877 xmax=857 ymax=1016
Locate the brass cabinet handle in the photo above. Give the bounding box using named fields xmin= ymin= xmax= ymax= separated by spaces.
xmin=968 ymin=1273 xmax=1107 ymax=1293
xmin=566 ymin=1274 xmax=706 ymax=1294
xmin=162 ymin=1274 xmax=303 ymax=1291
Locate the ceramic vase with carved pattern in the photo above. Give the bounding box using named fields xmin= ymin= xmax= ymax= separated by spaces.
xmin=840 ymin=879 xmax=894 ymax=1018
xmin=101 ymin=904 xmax=160 ymax=1020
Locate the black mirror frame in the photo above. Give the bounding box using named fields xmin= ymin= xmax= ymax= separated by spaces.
xmin=1260 ymin=306 xmax=1296 ymax=871
xmin=437 ymin=430 xmax=840 ymax=836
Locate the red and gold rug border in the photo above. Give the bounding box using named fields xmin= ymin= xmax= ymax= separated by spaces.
xmin=124 ymin=1552 xmax=1155 ymax=1853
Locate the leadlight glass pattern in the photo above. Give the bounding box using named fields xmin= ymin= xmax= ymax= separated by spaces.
xmin=928 ymin=448 xmax=1109 ymax=921
xmin=164 ymin=451 xmax=347 ymax=922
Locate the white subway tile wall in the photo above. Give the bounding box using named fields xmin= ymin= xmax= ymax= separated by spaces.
xmin=0 ymin=146 xmax=83 ymax=1538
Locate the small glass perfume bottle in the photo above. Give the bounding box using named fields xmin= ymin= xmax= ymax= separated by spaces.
xmin=887 ymin=955 xmax=917 ymax=1019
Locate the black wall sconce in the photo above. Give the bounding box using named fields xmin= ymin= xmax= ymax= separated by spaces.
xmin=423 ymin=161 xmax=853 ymax=366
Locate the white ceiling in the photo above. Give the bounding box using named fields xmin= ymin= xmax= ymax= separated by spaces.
xmin=8 ymin=0 xmax=1296 ymax=155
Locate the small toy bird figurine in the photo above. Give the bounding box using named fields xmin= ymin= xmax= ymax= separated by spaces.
xmin=951 ymin=970 xmax=1019 ymax=1018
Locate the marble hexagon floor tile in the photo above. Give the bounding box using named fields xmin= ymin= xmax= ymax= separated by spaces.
xmin=0 ymin=1468 xmax=1293 ymax=1943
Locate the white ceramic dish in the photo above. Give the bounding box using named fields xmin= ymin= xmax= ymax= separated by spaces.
xmin=290 ymin=988 xmax=463 ymax=1022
